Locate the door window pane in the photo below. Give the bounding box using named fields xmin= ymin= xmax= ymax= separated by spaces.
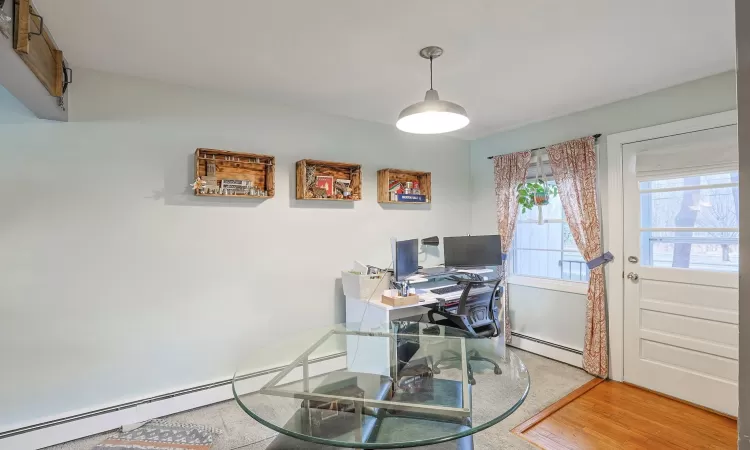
xmin=639 ymin=172 xmax=736 ymax=190
xmin=638 ymin=171 xmax=739 ymax=272
xmin=642 ymin=231 xmax=738 ymax=271
xmin=640 ymin=186 xmax=739 ymax=229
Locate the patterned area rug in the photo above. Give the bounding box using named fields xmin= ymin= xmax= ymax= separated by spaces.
xmin=92 ymin=419 xmax=220 ymax=450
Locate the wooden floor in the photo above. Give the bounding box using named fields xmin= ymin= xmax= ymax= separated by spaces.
xmin=513 ymin=380 xmax=737 ymax=449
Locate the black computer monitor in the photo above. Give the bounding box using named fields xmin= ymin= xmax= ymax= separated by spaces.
xmin=394 ymin=238 xmax=419 ymax=281
xmin=443 ymin=235 xmax=503 ymax=268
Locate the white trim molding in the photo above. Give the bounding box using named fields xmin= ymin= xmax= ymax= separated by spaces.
xmin=605 ymin=110 xmax=738 ymax=382
xmin=0 ymin=354 xmax=347 ymax=450
xmin=509 ymin=333 xmax=583 ymax=368
xmin=508 ymin=275 xmax=588 ymax=295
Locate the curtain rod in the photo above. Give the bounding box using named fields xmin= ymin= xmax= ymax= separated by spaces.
xmin=486 ymin=134 xmax=602 ymax=160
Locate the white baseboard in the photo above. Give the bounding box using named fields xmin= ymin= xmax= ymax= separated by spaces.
xmin=509 ymin=334 xmax=583 ymax=368
xmin=0 ymin=355 xmax=346 ymax=450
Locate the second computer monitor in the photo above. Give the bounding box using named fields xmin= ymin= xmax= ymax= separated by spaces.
xmin=444 ymin=235 xmax=503 ymax=268
xmin=394 ymin=238 xmax=419 ymax=281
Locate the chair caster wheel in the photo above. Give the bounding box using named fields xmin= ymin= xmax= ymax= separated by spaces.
xmin=469 ymin=378 xmax=476 ymax=386
xmin=494 ymin=367 xmax=502 ymax=375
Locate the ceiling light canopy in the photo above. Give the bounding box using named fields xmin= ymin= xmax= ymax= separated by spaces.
xmin=397 ymin=46 xmax=469 ymax=134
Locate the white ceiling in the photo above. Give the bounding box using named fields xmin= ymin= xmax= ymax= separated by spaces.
xmin=35 ymin=0 xmax=736 ymax=139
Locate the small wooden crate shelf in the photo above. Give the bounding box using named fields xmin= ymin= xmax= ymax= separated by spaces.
xmin=296 ymin=159 xmax=362 ymax=201
xmin=194 ymin=148 xmax=275 ymax=198
xmin=377 ymin=169 xmax=431 ymax=203
xmin=14 ymin=0 xmax=65 ymax=97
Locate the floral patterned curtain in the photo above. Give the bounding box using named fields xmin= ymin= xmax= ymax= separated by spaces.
xmin=547 ymin=136 xmax=608 ymax=378
xmin=493 ymin=151 xmax=532 ymax=343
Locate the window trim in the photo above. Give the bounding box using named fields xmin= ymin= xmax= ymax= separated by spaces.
xmin=507 ymin=274 xmax=589 ymax=295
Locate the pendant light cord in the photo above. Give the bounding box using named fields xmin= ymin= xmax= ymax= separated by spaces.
xmin=430 ymin=56 xmax=433 ymax=90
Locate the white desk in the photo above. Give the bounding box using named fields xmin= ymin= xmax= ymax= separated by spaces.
xmin=344 ymin=294 xmax=439 ymax=375
xmin=345 ymin=294 xmax=437 ymax=324
xmin=343 ymin=267 xmax=497 ymax=374
xmin=343 ymin=267 xmax=502 ymax=376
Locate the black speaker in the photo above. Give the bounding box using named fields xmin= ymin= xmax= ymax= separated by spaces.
xmin=421 ymin=236 xmax=439 ymax=246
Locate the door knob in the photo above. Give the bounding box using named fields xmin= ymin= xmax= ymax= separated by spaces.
xmin=626 ymin=272 xmax=639 ymax=281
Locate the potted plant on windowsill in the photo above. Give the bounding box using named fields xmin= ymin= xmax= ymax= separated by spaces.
xmin=517 ymin=180 xmax=558 ymax=224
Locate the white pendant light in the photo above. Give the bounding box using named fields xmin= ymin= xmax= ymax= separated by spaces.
xmin=397 ymin=46 xmax=469 ymax=134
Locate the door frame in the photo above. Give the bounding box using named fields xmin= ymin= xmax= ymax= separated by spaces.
xmin=605 ymin=110 xmax=737 ymax=381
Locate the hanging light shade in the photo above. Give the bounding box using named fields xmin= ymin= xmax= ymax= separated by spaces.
xmin=397 ymin=46 xmax=469 ymax=134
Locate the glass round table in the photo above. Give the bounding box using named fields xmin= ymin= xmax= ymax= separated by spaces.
xmin=232 ymin=322 xmax=529 ymax=449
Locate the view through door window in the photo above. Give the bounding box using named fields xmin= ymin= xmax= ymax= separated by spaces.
xmin=639 ymin=171 xmax=739 ymax=271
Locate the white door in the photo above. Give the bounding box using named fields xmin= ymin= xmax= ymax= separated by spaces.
xmin=622 ymin=124 xmax=739 ymax=416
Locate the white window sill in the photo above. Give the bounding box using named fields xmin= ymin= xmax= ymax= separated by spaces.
xmin=507 ymin=275 xmax=588 ymax=295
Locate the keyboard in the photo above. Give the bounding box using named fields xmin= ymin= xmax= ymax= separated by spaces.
xmin=429 ymin=284 xmax=494 ymax=303
xmin=430 ymin=285 xmax=465 ymax=295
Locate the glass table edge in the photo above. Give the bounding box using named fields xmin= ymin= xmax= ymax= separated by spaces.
xmin=260 ymin=328 xmax=472 ymax=415
xmin=231 ymin=358 xmax=531 ymax=449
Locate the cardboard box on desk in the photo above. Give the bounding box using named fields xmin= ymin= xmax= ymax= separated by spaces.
xmin=381 ymin=290 xmax=420 ymax=307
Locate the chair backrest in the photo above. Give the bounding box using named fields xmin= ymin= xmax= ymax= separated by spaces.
xmin=455 ymin=278 xmax=503 ymax=336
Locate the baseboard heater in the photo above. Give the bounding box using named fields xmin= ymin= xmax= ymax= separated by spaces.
xmin=0 ymin=351 xmax=346 ymax=440
xmin=510 ymin=332 xmax=583 ymax=355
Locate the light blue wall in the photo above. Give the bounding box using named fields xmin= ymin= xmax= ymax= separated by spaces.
xmin=0 ymin=69 xmax=472 ymax=429
xmin=470 ymin=71 xmax=738 ymax=351
xmin=0 ymin=84 xmax=37 ymax=123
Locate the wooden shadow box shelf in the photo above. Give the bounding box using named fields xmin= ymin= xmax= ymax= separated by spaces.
xmin=296 ymin=159 xmax=362 ymax=201
xmin=194 ymin=148 xmax=275 ymax=198
xmin=14 ymin=0 xmax=65 ymax=97
xmin=377 ymin=169 xmax=431 ymax=203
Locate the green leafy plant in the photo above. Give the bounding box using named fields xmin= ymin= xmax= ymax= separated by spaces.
xmin=516 ymin=180 xmax=558 ymax=214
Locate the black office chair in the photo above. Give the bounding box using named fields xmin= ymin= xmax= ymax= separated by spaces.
xmin=427 ymin=277 xmax=504 ymax=385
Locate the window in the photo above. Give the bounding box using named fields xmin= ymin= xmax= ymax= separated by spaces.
xmin=639 ymin=171 xmax=738 ymax=272
xmin=512 ymin=182 xmax=588 ymax=282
